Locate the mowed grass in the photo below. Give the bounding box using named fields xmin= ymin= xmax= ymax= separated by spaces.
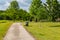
xmin=0 ymin=20 xmax=13 ymax=40
xmin=24 ymin=22 xmax=60 ymax=40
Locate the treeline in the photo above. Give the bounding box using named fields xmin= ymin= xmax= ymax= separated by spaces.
xmin=0 ymin=0 xmax=60 ymax=22
xmin=0 ymin=1 xmax=30 ymax=21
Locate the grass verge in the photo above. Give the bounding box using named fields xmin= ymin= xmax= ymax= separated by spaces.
xmin=24 ymin=22 xmax=60 ymax=40
xmin=0 ymin=20 xmax=13 ymax=40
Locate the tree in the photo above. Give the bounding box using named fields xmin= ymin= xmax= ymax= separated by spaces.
xmin=0 ymin=10 xmax=7 ymax=20
xmin=51 ymin=0 xmax=59 ymax=21
xmin=44 ymin=0 xmax=52 ymax=21
xmin=29 ymin=0 xmax=42 ymax=21
xmin=37 ymin=6 xmax=48 ymax=20
xmin=45 ymin=0 xmax=59 ymax=21
xmin=19 ymin=9 xmax=30 ymax=21
xmin=6 ymin=0 xmax=19 ymax=20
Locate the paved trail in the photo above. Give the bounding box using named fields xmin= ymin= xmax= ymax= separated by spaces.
xmin=4 ymin=23 xmax=35 ymax=40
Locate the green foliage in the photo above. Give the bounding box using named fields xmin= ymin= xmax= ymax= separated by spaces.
xmin=45 ymin=0 xmax=60 ymax=21
xmin=6 ymin=0 xmax=20 ymax=20
xmin=9 ymin=0 xmax=19 ymax=10
xmin=29 ymin=0 xmax=48 ymax=21
xmin=0 ymin=0 xmax=60 ymax=22
xmin=37 ymin=6 xmax=48 ymax=20
xmin=30 ymin=0 xmax=42 ymax=15
xmin=19 ymin=9 xmax=30 ymax=21
xmin=5 ymin=0 xmax=29 ymax=21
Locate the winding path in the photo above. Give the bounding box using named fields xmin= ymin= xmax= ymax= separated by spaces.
xmin=4 ymin=23 xmax=35 ymax=40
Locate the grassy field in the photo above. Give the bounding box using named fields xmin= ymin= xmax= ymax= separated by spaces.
xmin=0 ymin=20 xmax=13 ymax=40
xmin=24 ymin=22 xmax=60 ymax=40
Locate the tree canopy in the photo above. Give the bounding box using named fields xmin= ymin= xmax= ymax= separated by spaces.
xmin=0 ymin=0 xmax=60 ymax=22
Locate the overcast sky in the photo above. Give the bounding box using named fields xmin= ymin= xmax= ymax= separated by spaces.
xmin=0 ymin=0 xmax=46 ymax=11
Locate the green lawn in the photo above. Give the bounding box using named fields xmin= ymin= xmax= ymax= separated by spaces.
xmin=24 ymin=22 xmax=60 ymax=40
xmin=0 ymin=20 xmax=13 ymax=40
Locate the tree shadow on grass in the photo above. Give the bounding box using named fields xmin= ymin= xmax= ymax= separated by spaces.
xmin=39 ymin=33 xmax=45 ymax=36
xmin=50 ymin=25 xmax=60 ymax=27
xmin=0 ymin=21 xmax=6 ymax=23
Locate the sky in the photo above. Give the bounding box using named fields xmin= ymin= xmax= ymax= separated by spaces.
xmin=0 ymin=0 xmax=46 ymax=11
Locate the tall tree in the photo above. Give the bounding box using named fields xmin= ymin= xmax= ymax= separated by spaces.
xmin=52 ymin=0 xmax=59 ymax=21
xmin=29 ymin=0 xmax=42 ymax=21
xmin=30 ymin=0 xmax=42 ymax=15
xmin=44 ymin=0 xmax=52 ymax=21
xmin=9 ymin=0 xmax=19 ymax=10
xmin=45 ymin=0 xmax=59 ymax=21
xmin=7 ymin=0 xmax=19 ymax=20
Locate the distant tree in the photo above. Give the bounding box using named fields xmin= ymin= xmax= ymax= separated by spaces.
xmin=19 ymin=9 xmax=30 ymax=21
xmin=0 ymin=10 xmax=6 ymax=20
xmin=6 ymin=0 xmax=30 ymax=21
xmin=0 ymin=10 xmax=5 ymax=13
xmin=6 ymin=0 xmax=19 ymax=20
